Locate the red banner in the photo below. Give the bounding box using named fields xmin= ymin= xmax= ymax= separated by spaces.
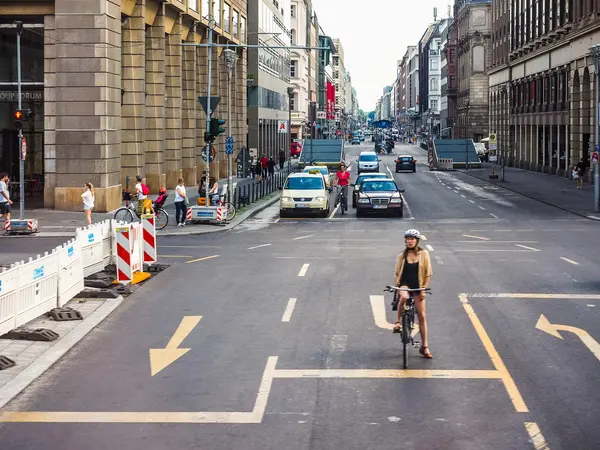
xmin=326 ymin=82 xmax=336 ymax=120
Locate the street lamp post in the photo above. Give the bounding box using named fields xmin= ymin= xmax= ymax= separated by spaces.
xmin=287 ymin=86 xmax=294 ymax=174
xmin=223 ymin=48 xmax=237 ymax=205
xmin=590 ymin=44 xmax=600 ymax=213
xmin=464 ymin=99 xmax=470 ymax=170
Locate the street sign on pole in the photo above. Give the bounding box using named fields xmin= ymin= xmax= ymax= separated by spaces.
xmin=198 ymin=96 xmax=221 ymax=115
xmin=202 ymin=145 xmax=216 ymax=162
xmin=225 ymin=136 xmax=234 ymax=155
xmin=592 ymin=152 xmax=599 ymax=164
xmin=278 ymin=120 xmax=288 ymax=134
xmin=21 ymin=137 xmax=26 ymax=161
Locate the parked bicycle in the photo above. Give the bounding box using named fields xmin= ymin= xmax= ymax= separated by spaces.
xmin=114 ymin=190 xmax=169 ymax=230
xmin=384 ymin=285 xmax=432 ymax=369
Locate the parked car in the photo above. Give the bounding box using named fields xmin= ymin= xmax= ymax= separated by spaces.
xmin=351 ymin=172 xmax=388 ymax=208
xmin=290 ymin=141 xmax=302 ymax=159
xmin=356 ymin=178 xmax=404 ymax=218
xmin=395 ymin=155 xmax=416 ymax=172
xmin=352 ymin=135 xmax=361 ymax=145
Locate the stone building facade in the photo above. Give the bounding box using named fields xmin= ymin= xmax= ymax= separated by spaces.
xmin=489 ymin=0 xmax=600 ymax=177
xmin=455 ymin=0 xmax=492 ymax=142
xmin=0 ymin=0 xmax=247 ymax=211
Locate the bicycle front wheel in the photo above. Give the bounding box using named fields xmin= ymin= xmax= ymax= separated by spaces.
xmin=223 ymin=202 xmax=236 ymax=221
xmin=401 ymin=312 xmax=411 ymax=369
xmin=155 ymin=208 xmax=169 ymax=230
xmin=114 ymin=207 xmax=134 ymax=223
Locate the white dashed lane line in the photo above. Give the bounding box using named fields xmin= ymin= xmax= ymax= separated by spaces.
xmin=478 ymin=206 xmax=486 ymax=210
xmin=515 ymin=244 xmax=541 ymax=252
xmin=298 ymin=264 xmax=310 ymax=277
xmin=281 ymin=298 xmax=297 ymax=322
xmin=560 ymin=257 xmax=580 ymax=265
xmin=425 ymin=244 xmax=434 ymax=252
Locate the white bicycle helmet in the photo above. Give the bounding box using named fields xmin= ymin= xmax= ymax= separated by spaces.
xmin=404 ymin=229 xmax=421 ymax=239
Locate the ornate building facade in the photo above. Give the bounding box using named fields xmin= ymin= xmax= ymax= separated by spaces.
xmin=489 ymin=0 xmax=600 ymax=176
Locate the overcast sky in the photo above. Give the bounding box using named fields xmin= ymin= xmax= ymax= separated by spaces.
xmin=311 ymin=0 xmax=454 ymax=112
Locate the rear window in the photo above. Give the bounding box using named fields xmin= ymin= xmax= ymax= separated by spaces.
xmin=359 ymin=154 xmax=378 ymax=162
xmin=357 ymin=174 xmax=386 ymax=184
xmin=361 ymin=180 xmax=397 ymax=192
xmin=285 ymin=177 xmax=324 ymax=190
xmin=399 ymin=157 xmax=412 ymax=162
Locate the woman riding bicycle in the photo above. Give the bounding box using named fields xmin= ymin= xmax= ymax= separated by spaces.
xmin=393 ymin=229 xmax=433 ymax=358
xmin=334 ymin=163 xmax=350 ymax=207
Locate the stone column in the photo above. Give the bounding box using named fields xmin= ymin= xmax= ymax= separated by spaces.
xmin=182 ymin=24 xmax=197 ymax=185
xmin=145 ymin=3 xmax=166 ymax=193
xmin=43 ymin=15 xmax=57 ymax=208
xmin=50 ymin=0 xmax=122 ymax=211
xmin=121 ymin=0 xmax=146 ymax=192
xmin=165 ymin=14 xmax=183 ymax=188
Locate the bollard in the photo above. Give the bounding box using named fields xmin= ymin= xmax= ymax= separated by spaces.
xmin=141 ymin=214 xmax=157 ymax=265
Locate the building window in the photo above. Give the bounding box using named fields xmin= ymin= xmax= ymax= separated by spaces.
xmin=232 ymin=9 xmax=239 ymax=39
xmin=431 ymin=59 xmax=438 ymax=70
xmin=291 ymin=4 xmax=296 ymax=18
xmin=431 ymin=99 xmax=438 ymax=110
xmin=290 ymin=94 xmax=295 ymax=111
xmin=291 ymin=60 xmax=297 ymax=77
xmin=202 ymin=0 xmax=210 ymax=16
xmin=430 ymin=78 xmax=437 ymax=90
xmin=291 ymin=29 xmax=296 ymax=45
xmin=241 ymin=16 xmax=246 ymax=42
xmin=449 ymin=49 xmax=455 ymax=63
xmin=214 ymin=0 xmax=221 ymax=27
xmin=189 ymin=0 xmax=198 ymax=11
xmin=223 ymin=2 xmax=231 ymax=33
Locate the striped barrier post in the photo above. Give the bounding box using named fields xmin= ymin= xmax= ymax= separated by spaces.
xmin=186 ymin=207 xmax=192 ymax=223
xmin=115 ymin=225 xmax=133 ymax=285
xmin=4 ymin=221 xmax=10 ymax=233
xmin=141 ymin=214 xmax=156 ymax=265
xmin=216 ymin=207 xmax=224 ymax=223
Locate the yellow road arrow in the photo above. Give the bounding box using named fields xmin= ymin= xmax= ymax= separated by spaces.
xmin=150 ymin=316 xmax=202 ymax=376
xmin=536 ymin=314 xmax=600 ymax=361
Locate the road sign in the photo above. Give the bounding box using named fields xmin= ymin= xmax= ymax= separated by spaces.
xmin=596 ymin=144 xmax=600 ymax=152
xmin=225 ymin=136 xmax=234 ymax=155
xmin=197 ymin=96 xmax=221 ymax=114
xmin=21 ymin=137 xmax=26 ymax=161
xmin=201 ymin=145 xmax=216 ymax=162
xmin=278 ymin=120 xmax=288 ymax=134
xmin=317 ymin=111 xmax=326 ymax=119
xmin=592 ymin=152 xmax=599 ymax=164
xmin=226 ymin=136 xmax=234 ymax=145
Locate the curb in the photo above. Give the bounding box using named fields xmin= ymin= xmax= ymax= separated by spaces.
xmin=459 ymin=169 xmax=600 ymax=222
xmin=157 ymin=193 xmax=281 ymax=237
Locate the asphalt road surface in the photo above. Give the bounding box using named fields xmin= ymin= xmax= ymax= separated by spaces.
xmin=1 ymin=142 xmax=599 ymax=449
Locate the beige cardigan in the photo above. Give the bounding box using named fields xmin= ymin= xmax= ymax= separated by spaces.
xmin=393 ymin=248 xmax=433 ymax=287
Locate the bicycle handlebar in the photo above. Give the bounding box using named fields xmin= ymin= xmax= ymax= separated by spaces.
xmin=384 ymin=286 xmax=432 ymax=293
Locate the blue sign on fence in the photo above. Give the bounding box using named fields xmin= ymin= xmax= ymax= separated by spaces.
xmin=68 ymin=246 xmax=74 ymax=257
xmin=88 ymin=233 xmax=94 ymax=243
xmin=33 ymin=266 xmax=45 ymax=281
xmin=0 ymin=280 xmax=2 ymax=294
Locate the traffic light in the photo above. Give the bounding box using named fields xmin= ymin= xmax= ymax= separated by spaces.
xmin=210 ymin=118 xmax=226 ymax=139
xmin=14 ymin=109 xmax=32 ymax=131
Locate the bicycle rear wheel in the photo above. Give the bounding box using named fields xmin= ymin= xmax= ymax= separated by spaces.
xmin=114 ymin=207 xmax=134 ymax=223
xmin=223 ymin=202 xmax=236 ymax=221
xmin=401 ymin=312 xmax=411 ymax=369
xmin=155 ymin=208 xmax=168 ymax=230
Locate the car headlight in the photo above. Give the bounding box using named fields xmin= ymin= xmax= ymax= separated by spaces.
xmin=358 ymin=198 xmax=370 ymax=204
xmin=390 ymin=197 xmax=402 ymax=204
xmin=314 ymin=196 xmax=326 ymax=202
xmin=281 ymin=197 xmax=293 ymax=202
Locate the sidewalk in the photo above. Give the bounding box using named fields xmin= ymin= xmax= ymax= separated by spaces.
xmin=462 ymin=164 xmax=600 ymax=220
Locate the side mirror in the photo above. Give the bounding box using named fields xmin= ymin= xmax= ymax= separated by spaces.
xmin=278 ymin=186 xmax=283 ymax=190
xmin=350 ymin=183 xmax=355 ymax=187
xmin=398 ymin=188 xmax=405 ymax=193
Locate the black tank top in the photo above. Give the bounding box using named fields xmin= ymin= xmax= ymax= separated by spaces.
xmin=400 ymin=261 xmax=419 ymax=290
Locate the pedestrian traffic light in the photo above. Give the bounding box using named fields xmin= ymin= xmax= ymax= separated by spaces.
xmin=14 ymin=109 xmax=32 ymax=131
xmin=210 ymin=118 xmax=226 ymax=139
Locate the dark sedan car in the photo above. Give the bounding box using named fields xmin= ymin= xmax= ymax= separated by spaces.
xmin=351 ymin=172 xmax=388 ymax=208
xmin=356 ymin=179 xmax=404 ymax=218
xmin=396 ymin=155 xmax=416 ymax=172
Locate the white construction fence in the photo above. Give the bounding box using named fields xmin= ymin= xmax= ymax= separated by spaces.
xmin=0 ymin=217 xmax=157 ymax=337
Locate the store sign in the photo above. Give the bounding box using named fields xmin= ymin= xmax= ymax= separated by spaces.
xmin=0 ymin=91 xmax=43 ymax=102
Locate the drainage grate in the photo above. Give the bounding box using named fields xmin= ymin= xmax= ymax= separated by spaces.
xmin=0 ymin=355 xmax=16 ymax=370
xmin=2 ymin=328 xmax=60 ymax=342
xmin=46 ymin=307 xmax=83 ymax=321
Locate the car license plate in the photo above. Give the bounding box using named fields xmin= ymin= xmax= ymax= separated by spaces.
xmin=295 ymin=203 xmax=309 ymax=208
xmin=373 ymin=205 xmax=387 ymax=209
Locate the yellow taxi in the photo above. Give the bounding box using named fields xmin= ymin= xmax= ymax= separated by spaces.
xmin=279 ymin=172 xmax=330 ymax=218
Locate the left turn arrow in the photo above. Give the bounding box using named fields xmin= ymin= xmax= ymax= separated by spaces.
xmin=150 ymin=316 xmax=202 ymax=376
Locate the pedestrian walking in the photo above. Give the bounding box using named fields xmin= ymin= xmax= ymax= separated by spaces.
xmin=135 ymin=175 xmax=149 ymax=214
xmin=261 ymin=154 xmax=268 ymax=178
xmin=278 ymin=148 xmax=286 ymax=170
xmin=0 ymin=172 xmax=13 ymax=227
xmin=175 ymin=177 xmax=188 ymax=226
xmin=267 ymin=157 xmax=276 ymax=177
xmin=574 ymin=158 xmax=586 ymax=189
xmin=81 ymin=182 xmax=95 ymax=225
xmin=255 ymin=158 xmax=263 ymax=182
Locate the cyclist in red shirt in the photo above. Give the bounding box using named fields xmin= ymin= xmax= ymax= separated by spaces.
xmin=335 ymin=163 xmax=350 ymax=210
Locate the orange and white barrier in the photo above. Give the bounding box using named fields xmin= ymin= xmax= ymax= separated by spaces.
xmin=186 ymin=207 xmax=192 ymax=223
xmin=141 ymin=214 xmax=156 ymax=265
xmin=114 ymin=222 xmax=144 ymax=285
xmin=216 ymin=206 xmax=224 ymax=222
